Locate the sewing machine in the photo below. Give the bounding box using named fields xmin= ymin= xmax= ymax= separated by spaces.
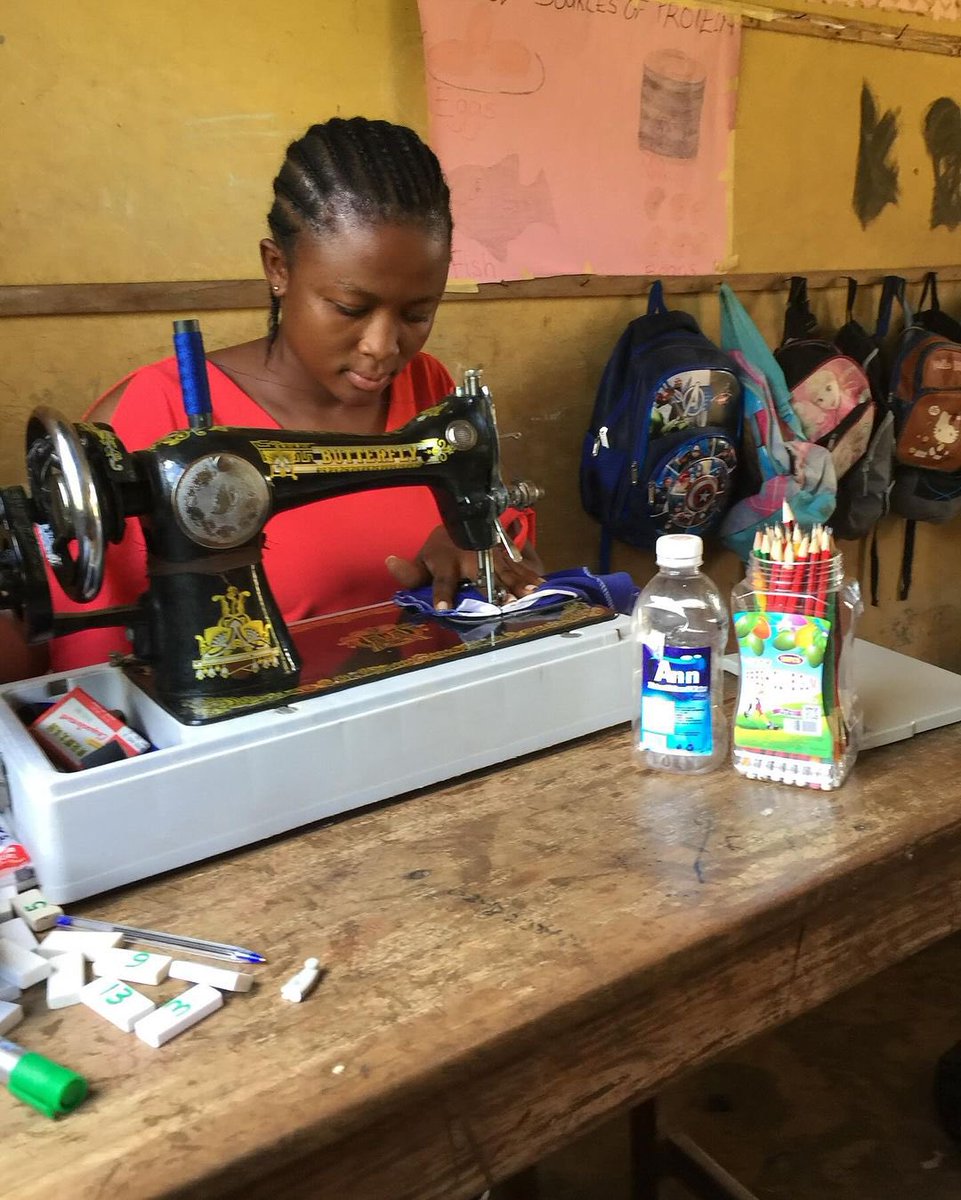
xmin=0 ymin=327 xmax=633 ymax=902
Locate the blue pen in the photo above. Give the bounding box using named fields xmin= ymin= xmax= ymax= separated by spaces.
xmin=55 ymin=915 xmax=265 ymax=964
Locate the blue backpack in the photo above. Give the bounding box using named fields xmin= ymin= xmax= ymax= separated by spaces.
xmin=580 ymin=282 xmax=742 ymax=571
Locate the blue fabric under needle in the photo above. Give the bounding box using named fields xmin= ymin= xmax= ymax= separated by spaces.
xmin=393 ymin=567 xmax=639 ymax=626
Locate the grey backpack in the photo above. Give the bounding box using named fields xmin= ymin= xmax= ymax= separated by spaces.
xmin=830 ymin=278 xmax=897 ymax=551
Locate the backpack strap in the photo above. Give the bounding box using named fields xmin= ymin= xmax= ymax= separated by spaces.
xmin=876 ymin=275 xmax=914 ymax=603
xmin=845 ymin=277 xmax=858 ymax=324
xmin=598 ymin=523 xmax=615 ymax=574
xmin=898 ymin=520 xmax=917 ymax=602
xmin=782 ymin=275 xmax=818 ymax=343
xmin=647 ymin=279 xmax=668 ymax=316
xmin=876 ymin=274 xmax=912 ymax=338
xmin=918 ymin=271 xmax=939 ymax=314
xmin=870 ymin=526 xmax=881 ymax=608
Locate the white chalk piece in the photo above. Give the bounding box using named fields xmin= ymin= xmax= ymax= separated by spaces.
xmin=0 ymin=940 xmax=51 ymax=989
xmin=280 ymin=957 xmax=323 ymax=1003
xmin=11 ymin=889 xmax=63 ymax=932
xmin=0 ymin=917 xmax=39 ymax=950
xmin=92 ymin=947 xmax=171 ymax=986
xmin=0 ymin=1000 xmax=24 ymax=1035
xmin=169 ymin=960 xmax=253 ymax=993
xmin=0 ymin=981 xmax=21 ymax=1003
xmin=39 ymin=929 xmax=124 ymax=960
xmin=80 ymin=977 xmax=156 ymax=1032
xmin=46 ymin=951 xmax=87 ymax=1010
xmin=134 ymin=983 xmax=223 ymax=1048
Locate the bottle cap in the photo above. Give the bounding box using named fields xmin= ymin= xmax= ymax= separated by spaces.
xmin=655 ymin=534 xmax=703 ymax=568
xmin=8 ymin=1052 xmax=88 ymax=1118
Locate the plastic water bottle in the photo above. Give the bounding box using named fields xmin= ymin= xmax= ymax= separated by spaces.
xmin=632 ymin=533 xmax=728 ymax=773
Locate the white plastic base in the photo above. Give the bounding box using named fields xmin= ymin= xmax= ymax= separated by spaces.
xmin=0 ymin=615 xmax=633 ymax=903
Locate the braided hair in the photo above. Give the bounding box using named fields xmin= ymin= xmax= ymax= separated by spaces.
xmin=266 ymin=117 xmax=452 ymax=344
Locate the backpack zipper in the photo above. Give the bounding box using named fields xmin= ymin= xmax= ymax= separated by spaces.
xmin=592 ymin=426 xmax=610 ymax=456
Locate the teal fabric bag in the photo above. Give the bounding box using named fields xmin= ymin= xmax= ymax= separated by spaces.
xmin=717 ymin=283 xmax=836 ymax=559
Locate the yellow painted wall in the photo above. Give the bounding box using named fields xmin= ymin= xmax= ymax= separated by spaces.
xmin=3 ymin=1 xmax=961 ymax=670
xmin=734 ymin=34 xmax=961 ymax=272
xmin=1 ymin=1 xmax=426 ymax=283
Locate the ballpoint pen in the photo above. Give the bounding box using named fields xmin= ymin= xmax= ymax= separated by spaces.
xmin=55 ymin=915 xmax=266 ymax=964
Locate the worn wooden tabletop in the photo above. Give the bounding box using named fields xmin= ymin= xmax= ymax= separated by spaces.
xmin=5 ymin=719 xmax=961 ymax=1200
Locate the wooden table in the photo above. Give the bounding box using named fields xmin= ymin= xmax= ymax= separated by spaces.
xmin=5 ymin=719 xmax=961 ymax=1200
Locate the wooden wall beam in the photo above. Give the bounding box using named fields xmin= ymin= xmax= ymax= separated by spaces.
xmin=742 ymin=9 xmax=961 ymax=57
xmin=2 ymin=266 xmax=961 ymax=318
xmin=0 ymin=280 xmax=269 ymax=318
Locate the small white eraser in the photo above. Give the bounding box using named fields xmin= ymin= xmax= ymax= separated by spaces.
xmin=0 ymin=1000 xmax=24 ymax=1034
xmin=80 ymin=977 xmax=157 ymax=1032
xmin=39 ymin=929 xmax=124 ymax=960
xmin=45 ymin=951 xmax=87 ymax=1009
xmin=134 ymin=983 xmax=223 ymax=1048
xmin=0 ymin=917 xmax=39 ymax=949
xmin=280 ymin=957 xmax=322 ymax=1003
xmin=0 ymin=940 xmax=52 ymax=988
xmin=0 ymin=981 xmax=21 ymax=1003
xmin=92 ymin=947 xmax=171 ymax=985
xmin=11 ymin=889 xmax=63 ymax=932
xmin=169 ymin=960 xmax=253 ymax=993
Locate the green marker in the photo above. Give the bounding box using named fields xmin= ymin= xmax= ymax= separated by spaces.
xmin=0 ymin=1038 xmax=88 ymax=1118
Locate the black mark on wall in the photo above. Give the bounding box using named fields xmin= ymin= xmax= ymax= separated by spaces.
xmin=923 ymin=98 xmax=961 ymax=232
xmin=852 ymin=82 xmax=900 ymax=229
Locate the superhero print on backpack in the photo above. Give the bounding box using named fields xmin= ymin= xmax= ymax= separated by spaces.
xmin=581 ymin=281 xmax=742 ymax=570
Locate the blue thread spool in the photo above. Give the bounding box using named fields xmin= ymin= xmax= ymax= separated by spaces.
xmin=173 ymin=319 xmax=213 ymax=430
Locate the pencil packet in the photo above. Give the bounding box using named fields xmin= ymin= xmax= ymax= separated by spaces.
xmin=730 ymin=517 xmax=863 ymax=790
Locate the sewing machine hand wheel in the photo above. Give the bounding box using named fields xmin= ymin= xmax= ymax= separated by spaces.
xmin=0 ymin=485 xmax=54 ymax=639
xmin=26 ymin=406 xmax=106 ymax=603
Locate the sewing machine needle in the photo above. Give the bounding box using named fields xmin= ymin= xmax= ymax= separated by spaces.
xmin=478 ymin=547 xmax=497 ymax=605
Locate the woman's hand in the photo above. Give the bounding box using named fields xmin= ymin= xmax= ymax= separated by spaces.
xmin=386 ymin=525 xmax=545 ymax=611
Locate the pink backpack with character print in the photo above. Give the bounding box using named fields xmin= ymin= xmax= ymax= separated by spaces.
xmin=775 ymin=277 xmax=877 ymax=489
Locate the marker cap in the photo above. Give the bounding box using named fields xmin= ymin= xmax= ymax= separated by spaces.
xmin=8 ymin=1052 xmax=88 ymax=1118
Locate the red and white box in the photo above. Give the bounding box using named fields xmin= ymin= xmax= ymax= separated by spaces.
xmin=30 ymin=687 xmax=151 ymax=772
xmin=0 ymin=820 xmax=35 ymax=892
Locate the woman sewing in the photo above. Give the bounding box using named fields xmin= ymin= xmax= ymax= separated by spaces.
xmin=0 ymin=117 xmax=543 ymax=684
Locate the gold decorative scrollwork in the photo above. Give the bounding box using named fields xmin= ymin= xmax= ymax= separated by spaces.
xmin=77 ymin=422 xmax=126 ymax=472
xmin=154 ymin=426 xmax=229 ymax=449
xmin=339 ymin=624 xmax=433 ymax=653
xmin=192 ymin=584 xmax=282 ymax=679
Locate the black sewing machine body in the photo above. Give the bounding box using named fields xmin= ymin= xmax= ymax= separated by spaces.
xmin=1 ymin=377 xmax=539 ymax=719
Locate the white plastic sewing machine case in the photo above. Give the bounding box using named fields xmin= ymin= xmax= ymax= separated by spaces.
xmin=0 ymin=604 xmax=634 ymax=903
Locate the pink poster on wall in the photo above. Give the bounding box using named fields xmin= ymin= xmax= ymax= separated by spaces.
xmin=417 ymin=0 xmax=740 ymax=283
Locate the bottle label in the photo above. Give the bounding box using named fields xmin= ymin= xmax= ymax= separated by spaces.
xmin=640 ymin=643 xmax=713 ymax=755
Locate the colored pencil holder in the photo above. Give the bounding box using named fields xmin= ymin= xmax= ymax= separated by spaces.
xmin=731 ymin=549 xmax=863 ymax=790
